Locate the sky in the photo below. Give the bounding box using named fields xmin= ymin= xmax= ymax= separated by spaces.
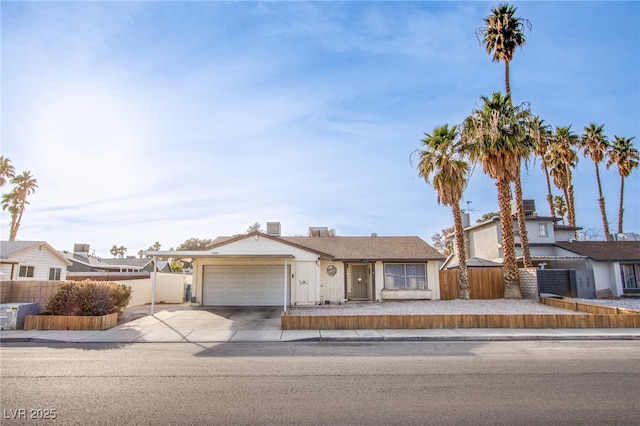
xmin=1 ymin=1 xmax=639 ymax=258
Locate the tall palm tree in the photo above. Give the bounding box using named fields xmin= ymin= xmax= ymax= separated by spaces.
xmin=512 ymin=110 xmax=535 ymax=268
xmin=462 ymin=92 xmax=524 ymax=298
xmin=579 ymin=123 xmax=611 ymax=237
xmin=418 ymin=124 xmax=471 ymax=299
xmin=606 ymin=136 xmax=639 ymax=233
xmin=1 ymin=170 xmax=38 ymax=240
xmin=530 ymin=116 xmax=555 ymax=216
xmin=547 ymin=126 xmax=579 ymax=227
xmin=0 ymin=155 xmax=15 ymax=187
xmin=477 ymin=2 xmax=531 ymax=99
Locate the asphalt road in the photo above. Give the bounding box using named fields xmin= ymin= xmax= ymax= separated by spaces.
xmin=1 ymin=340 xmax=639 ymax=425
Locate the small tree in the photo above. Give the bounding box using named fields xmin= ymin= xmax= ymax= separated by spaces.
xmin=246 ymin=222 xmax=263 ymax=233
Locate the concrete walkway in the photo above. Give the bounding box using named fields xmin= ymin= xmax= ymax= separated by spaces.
xmin=2 ymin=306 xmax=640 ymax=343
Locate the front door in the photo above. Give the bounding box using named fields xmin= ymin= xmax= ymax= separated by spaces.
xmin=351 ymin=264 xmax=370 ymax=300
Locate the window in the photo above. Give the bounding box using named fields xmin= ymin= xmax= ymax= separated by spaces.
xmin=620 ymin=264 xmax=640 ymax=290
xmin=384 ymin=264 xmax=426 ymax=290
xmin=18 ymin=265 xmax=35 ymax=278
xmin=49 ymin=267 xmax=62 ymax=280
xmin=539 ymin=223 xmax=548 ymax=237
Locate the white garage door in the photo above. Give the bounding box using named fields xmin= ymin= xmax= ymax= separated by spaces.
xmin=202 ymin=265 xmax=287 ymax=306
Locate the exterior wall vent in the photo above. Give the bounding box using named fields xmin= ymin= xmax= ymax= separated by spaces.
xmin=266 ymin=222 xmax=281 ymax=237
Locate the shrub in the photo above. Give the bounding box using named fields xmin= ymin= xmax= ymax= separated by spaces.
xmin=46 ymin=280 xmax=132 ymax=316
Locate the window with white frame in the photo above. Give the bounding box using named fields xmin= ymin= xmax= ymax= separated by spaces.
xmin=49 ymin=267 xmax=62 ymax=280
xmin=539 ymin=223 xmax=549 ymax=237
xmin=19 ymin=265 xmax=35 ymax=278
xmin=384 ymin=263 xmax=426 ymax=290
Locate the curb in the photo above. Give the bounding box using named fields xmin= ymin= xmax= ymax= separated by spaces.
xmin=3 ymin=335 xmax=640 ymax=344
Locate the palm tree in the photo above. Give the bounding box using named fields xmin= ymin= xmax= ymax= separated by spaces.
xmin=110 ymin=245 xmax=127 ymax=258
xmin=606 ymin=136 xmax=639 ymax=233
xmin=578 ymin=123 xmax=611 ymax=237
xmin=477 ymin=2 xmax=531 ymax=99
xmin=512 ymin=110 xmax=535 ymax=268
xmin=418 ymin=124 xmax=470 ymax=299
xmin=547 ymin=126 xmax=579 ymax=227
xmin=1 ymin=171 xmax=38 ymax=240
xmin=553 ymin=195 xmax=568 ymax=225
xmin=530 ymin=116 xmax=555 ymax=216
xmin=0 ymin=155 xmax=15 ymax=187
xmin=462 ymin=92 xmax=524 ymax=299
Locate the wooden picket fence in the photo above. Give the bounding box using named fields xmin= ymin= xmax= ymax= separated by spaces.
xmin=439 ymin=268 xmax=504 ymax=300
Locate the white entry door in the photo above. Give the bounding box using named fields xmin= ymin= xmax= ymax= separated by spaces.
xmin=202 ymin=265 xmax=287 ymax=306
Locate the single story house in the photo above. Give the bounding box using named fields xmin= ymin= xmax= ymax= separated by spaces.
xmin=555 ymin=241 xmax=640 ymax=297
xmin=146 ymin=226 xmax=444 ymax=308
xmin=0 ymin=241 xmax=72 ymax=281
xmin=62 ymin=244 xmax=171 ymax=273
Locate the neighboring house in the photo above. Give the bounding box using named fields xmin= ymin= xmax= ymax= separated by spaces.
xmin=443 ymin=200 xmax=583 ymax=269
xmin=443 ymin=200 xmax=640 ymax=298
xmin=146 ymin=225 xmax=444 ymax=307
xmin=102 ymin=257 xmax=171 ymax=273
xmin=0 ymin=241 xmax=72 ymax=281
xmin=62 ymin=244 xmax=171 ymax=273
xmin=555 ymin=241 xmax=640 ymax=297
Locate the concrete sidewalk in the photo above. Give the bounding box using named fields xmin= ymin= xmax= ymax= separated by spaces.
xmin=2 ymin=308 xmax=640 ymax=343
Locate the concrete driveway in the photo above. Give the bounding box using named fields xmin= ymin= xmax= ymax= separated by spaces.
xmin=194 ymin=306 xmax=283 ymax=330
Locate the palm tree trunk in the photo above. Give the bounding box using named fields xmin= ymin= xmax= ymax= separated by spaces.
xmin=568 ymin=184 xmax=576 ymax=227
xmin=543 ymin=163 xmax=555 ymax=216
xmin=618 ymin=175 xmax=625 ymax=233
xmin=452 ymin=203 xmax=470 ymax=300
xmin=497 ymin=179 xmax=521 ymax=299
xmin=504 ymin=60 xmax=511 ymax=99
xmin=9 ymin=209 xmax=22 ymax=241
xmin=514 ymin=165 xmax=532 ymax=267
xmin=594 ymin=163 xmax=610 ymax=237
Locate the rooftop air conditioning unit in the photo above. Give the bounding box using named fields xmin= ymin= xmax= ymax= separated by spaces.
xmin=308 ymin=227 xmax=328 ymax=237
xmin=266 ymin=222 xmax=281 ymax=237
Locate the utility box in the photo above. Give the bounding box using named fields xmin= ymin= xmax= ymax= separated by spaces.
xmin=0 ymin=303 xmax=39 ymax=330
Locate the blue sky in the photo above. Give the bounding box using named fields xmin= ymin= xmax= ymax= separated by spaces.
xmin=2 ymin=1 xmax=639 ymax=257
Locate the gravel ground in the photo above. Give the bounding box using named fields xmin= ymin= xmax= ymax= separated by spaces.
xmin=117 ymin=312 xmax=147 ymax=325
xmin=287 ymin=299 xmax=589 ymax=316
xmin=572 ymin=298 xmax=640 ymax=310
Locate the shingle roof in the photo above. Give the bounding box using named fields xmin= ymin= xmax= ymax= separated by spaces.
xmin=282 ymin=236 xmax=443 ymax=261
xmin=1 ymin=241 xmax=45 ymax=258
xmin=1 ymin=241 xmax=72 ymax=265
xmin=555 ymin=241 xmax=640 ymax=262
xmin=209 ymin=233 xmax=444 ymax=261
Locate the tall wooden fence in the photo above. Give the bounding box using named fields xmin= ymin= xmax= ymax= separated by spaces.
xmin=439 ymin=268 xmax=504 ymax=300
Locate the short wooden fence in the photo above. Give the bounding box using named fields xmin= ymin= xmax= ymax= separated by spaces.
xmin=281 ymin=297 xmax=640 ymax=330
xmin=24 ymin=313 xmax=118 ymax=330
xmin=439 ymin=268 xmax=504 ymax=300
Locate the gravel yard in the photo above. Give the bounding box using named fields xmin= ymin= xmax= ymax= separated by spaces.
xmin=573 ymin=298 xmax=640 ymax=311
xmin=288 ymin=299 xmax=590 ymax=316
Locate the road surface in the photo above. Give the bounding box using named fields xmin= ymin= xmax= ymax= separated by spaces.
xmin=1 ymin=340 xmax=639 ymax=425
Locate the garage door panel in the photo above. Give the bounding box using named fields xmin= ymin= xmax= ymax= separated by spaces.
xmin=203 ymin=265 xmax=288 ymax=306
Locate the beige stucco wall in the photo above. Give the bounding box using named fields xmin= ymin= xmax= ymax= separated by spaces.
xmin=123 ymin=272 xmax=191 ymax=307
xmin=468 ymin=225 xmax=500 ymax=260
